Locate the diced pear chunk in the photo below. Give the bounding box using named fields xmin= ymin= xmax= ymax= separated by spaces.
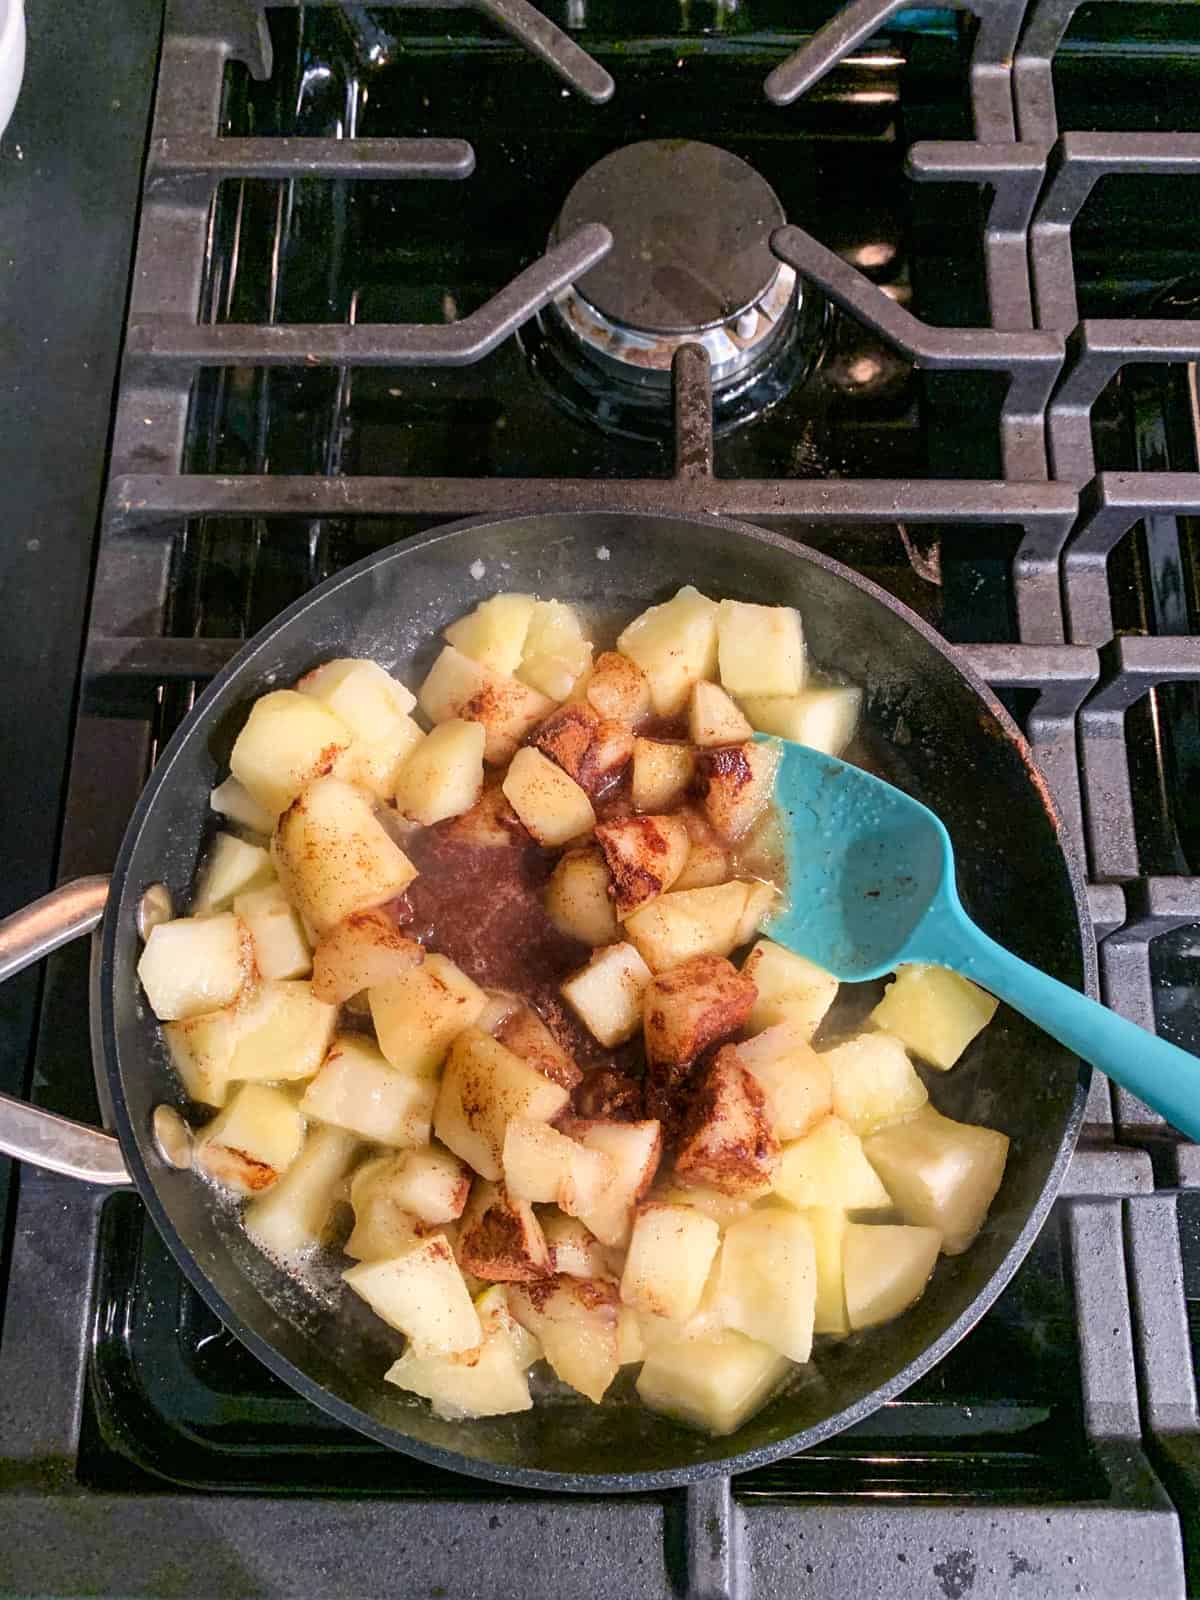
xmin=733 ymin=1024 xmax=833 ymax=1141
xmin=674 ymin=836 xmax=731 ymax=891
xmin=445 ymin=593 xmax=536 ymax=676
xmin=717 ymin=1205 xmax=816 ymax=1363
xmin=355 ymin=1145 xmax=471 ymax=1228
xmin=673 ymin=1049 xmax=779 ymax=1198
xmin=716 ymin=600 xmax=805 ymax=698
xmin=800 ymin=1206 xmax=849 ymax=1334
xmin=656 ymin=1184 xmax=752 ymax=1230
xmin=193 ymin=1082 xmax=304 ymax=1195
xmin=225 ymin=979 xmax=338 ymax=1085
xmin=434 ymin=1028 xmax=570 ymax=1182
xmin=620 ymin=1202 xmax=721 ymax=1323
xmin=343 ymin=1235 xmax=481 ymax=1355
xmin=310 ymin=909 xmax=422 ymax=1005
xmin=272 ymin=777 xmax=416 ymax=934
xmin=624 ymin=882 xmax=753 ymax=973
xmin=694 ymin=740 xmax=779 ymax=842
xmin=584 ymin=650 xmax=651 ymax=725
xmin=542 ymin=1213 xmax=609 ymax=1279
xmin=492 ymin=1003 xmax=581 ymax=1091
xmin=508 ymin=1275 xmax=620 ymax=1403
xmin=345 ymin=1158 xmax=428 ymax=1263
xmin=688 ymin=681 xmax=753 ymax=746
xmin=458 ymin=1180 xmax=552 ymax=1282
xmin=617 ymin=586 xmax=719 ymax=716
xmin=823 ymin=1032 xmax=928 ymax=1135
xmin=234 ymin=882 xmax=312 ymax=981
xmin=385 ymin=1284 xmax=538 ymax=1419
xmin=863 ymin=1104 xmax=1009 ymax=1255
xmin=732 ymin=879 xmax=778 ymax=948
xmin=566 ymin=1118 xmax=663 ymax=1247
xmin=741 ymin=939 xmax=838 ymax=1038
xmin=163 ymin=1006 xmax=240 ymax=1106
xmin=642 ymin=953 xmax=757 ymax=1071
xmin=349 ymin=716 xmax=426 ymax=802
xmin=244 ymin=1124 xmax=360 ymax=1258
xmin=502 ymin=1118 xmax=614 ymax=1217
xmin=137 ymin=914 xmax=252 ymax=1021
xmin=772 ymin=1114 xmax=893 ymax=1214
xmin=842 ymin=1222 xmax=941 ymax=1330
xmin=210 ymin=775 xmax=274 ymax=837
xmin=631 ymin=738 xmax=695 ymax=813
xmin=300 ymin=1034 xmax=437 ymax=1148
xmin=419 ymin=644 xmax=554 ymax=764
xmin=370 ymin=953 xmax=486 ymax=1075
xmin=545 ymin=848 xmax=620 ymax=947
xmin=230 ymin=689 xmax=354 ymax=817
xmin=869 ymin=963 xmax=1000 ymax=1071
xmin=393 ymin=718 xmax=486 ymax=826
xmin=501 ymin=746 xmax=595 ymax=848
xmin=741 ymin=685 xmax=862 ymax=757
xmin=594 ymin=814 xmax=689 ymax=919
xmin=518 ymin=600 xmax=593 ymax=702
xmin=636 ymin=1329 xmax=790 ymax=1436
xmin=617 ymin=1304 xmax=646 ymax=1365
xmin=193 ymin=832 xmax=274 ymax=914
xmin=298 ymin=656 xmax=415 ymax=737
xmin=561 ymin=941 xmax=653 ymax=1047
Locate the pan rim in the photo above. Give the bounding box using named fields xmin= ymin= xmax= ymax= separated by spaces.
xmin=99 ymin=509 xmax=1093 ymax=1493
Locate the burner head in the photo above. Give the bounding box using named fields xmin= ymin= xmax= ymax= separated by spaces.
xmin=550 ymin=139 xmax=797 ymax=388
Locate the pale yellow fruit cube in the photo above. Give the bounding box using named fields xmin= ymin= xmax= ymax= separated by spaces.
xmin=501 ymin=745 xmax=595 ymax=848
xmin=617 ymin=585 xmax=719 ymax=716
xmin=741 ymin=684 xmax=862 ymax=757
xmin=688 ymin=681 xmax=753 ymax=746
xmin=297 ymin=657 xmax=416 ymax=742
xmin=624 ymin=883 xmax=751 ymax=972
xmin=394 ymin=717 xmax=486 ymax=825
xmin=244 ymin=1124 xmax=360 ymax=1258
xmin=772 ymin=1114 xmax=892 ymax=1214
xmin=209 ymin=774 xmax=274 ymax=837
xmin=842 ymin=1222 xmax=941 ymax=1330
xmin=300 ymin=1034 xmax=436 ymax=1147
xmin=517 ymin=600 xmax=593 ymax=701
xmin=560 ymin=941 xmax=653 ymax=1046
xmin=163 ymin=1006 xmax=240 ymax=1106
xmin=508 ymin=1275 xmax=620 ymax=1403
xmin=349 ymin=716 xmax=426 ymax=802
xmin=631 ymin=737 xmax=694 ymax=813
xmin=310 ymin=908 xmax=421 ymax=1005
xmin=544 ymin=847 xmax=620 ymax=947
xmin=823 ymin=1031 xmax=928 ymax=1135
xmin=226 ymin=980 xmax=338 ymax=1084
xmin=272 ymin=777 xmax=416 ymax=934
xmin=717 ymin=1205 xmax=816 ymax=1363
xmin=732 ymin=879 xmax=778 ymax=948
xmin=801 ymin=1205 xmax=849 ymax=1335
xmin=434 ymin=1028 xmax=570 ymax=1181
xmin=343 ymin=1235 xmax=481 ymax=1355
xmin=569 ymin=1118 xmax=663 ymax=1247
xmin=620 ymin=1202 xmax=720 ymax=1323
xmin=733 ymin=1024 xmax=833 ymax=1141
xmin=458 ymin=1180 xmax=552 ymax=1282
xmin=355 ymin=1145 xmax=471 ymax=1228
xmin=869 ymin=963 xmax=1000 ymax=1071
xmin=419 ymin=644 xmax=553 ymax=764
xmin=543 ymin=1212 xmax=609 ymax=1279
xmin=863 ymin=1104 xmax=1009 ymax=1255
xmin=716 ymin=600 xmax=805 ymax=698
xmin=636 ymin=1329 xmax=790 ymax=1435
xmin=385 ymin=1302 xmax=535 ymax=1419
xmin=193 ymin=1082 xmax=304 ymax=1195
xmin=137 ymin=914 xmax=252 ymax=1021
xmin=445 ymin=593 xmax=536 ymax=676
xmin=584 ymin=651 xmax=651 ymax=725
xmin=234 ymin=882 xmax=312 ymax=981
xmin=230 ymin=689 xmax=353 ymax=817
xmin=502 ymin=1117 xmax=614 ymax=1216
xmin=741 ymin=939 xmax=838 ymax=1038
xmin=370 ymin=953 xmax=486 ymax=1075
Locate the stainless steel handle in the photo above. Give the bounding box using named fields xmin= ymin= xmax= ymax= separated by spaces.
xmin=0 ymin=877 xmax=131 ymax=1185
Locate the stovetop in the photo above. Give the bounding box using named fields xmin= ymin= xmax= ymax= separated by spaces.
xmin=3 ymin=1 xmax=1200 ymax=1596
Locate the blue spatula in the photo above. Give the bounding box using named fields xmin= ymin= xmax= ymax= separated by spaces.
xmin=761 ymin=734 xmax=1200 ymax=1139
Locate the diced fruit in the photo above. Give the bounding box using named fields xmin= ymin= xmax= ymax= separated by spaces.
xmin=688 ymin=681 xmax=753 ymax=746
xmin=617 ymin=1305 xmax=646 ymax=1365
xmin=545 ymin=848 xmax=620 ymax=947
xmin=863 ymin=1105 xmax=1009 ymax=1255
xmin=163 ymin=1006 xmax=240 ymax=1106
xmin=842 ymin=1222 xmax=941 ymax=1330
xmin=475 ymin=1283 xmax=542 ymax=1370
xmin=631 ymin=738 xmax=694 ymax=813
xmin=585 ymin=651 xmax=651 ymax=725
xmin=298 ymin=656 xmax=415 ymax=736
xmin=869 ymin=963 xmax=1000 ymax=1071
xmin=643 ymin=954 xmax=756 ymax=1070
xmin=394 ymin=718 xmax=486 ymax=826
xmin=617 ymin=585 xmax=719 ymax=716
xmin=300 ymin=1034 xmax=437 ymax=1148
xmin=310 ymin=909 xmax=422 ymax=1005
xmin=533 ymin=702 xmax=633 ymax=795
xmin=458 ymin=1180 xmax=553 ymax=1282
xmin=492 ymin=1003 xmax=581 ymax=1091
xmin=359 ymin=1146 xmax=471 ymax=1227
xmin=802 ymin=1206 xmax=849 ymax=1335
xmin=717 ymin=1206 xmax=816 ymax=1363
xmin=508 ymin=1276 xmax=620 ymax=1403
xmin=772 ymin=1115 xmax=893 ymax=1214
xmin=741 ymin=685 xmax=862 ymax=757
xmin=272 ymin=778 xmax=416 ymax=934
xmin=350 ymin=717 xmax=426 ymax=803
xmin=565 ymin=1119 xmax=663 ymax=1247
xmin=137 ymin=914 xmax=252 ymax=1021
xmin=620 ymin=1202 xmax=721 ymax=1323
xmin=732 ymin=1025 xmax=832 ymax=1141
xmin=345 ymin=1162 xmax=427 ymax=1263
xmin=244 ymin=1124 xmax=359 ymax=1258
xmin=385 ymin=1286 xmax=538 ymax=1419
xmin=193 ymin=832 xmax=274 ymax=914
xmin=234 ymin=882 xmax=312 ymax=981
xmin=445 ymin=593 xmax=536 ymax=676
xmin=673 ymin=1049 xmax=780 ymax=1198
xmin=823 ymin=1032 xmax=928 ymax=1135
xmin=439 ymin=782 xmax=528 ymax=848
xmin=594 ymin=814 xmax=689 ymax=919
xmin=210 ymin=775 xmax=274 ymax=837
xmin=561 ymin=942 xmax=653 ymax=1047
xmin=716 ymin=600 xmax=805 ymax=698
xmin=732 ymin=879 xmax=778 ymax=948
xmin=434 ymin=1028 xmax=570 ymax=1182
xmin=225 ymin=979 xmax=338 ymax=1084
xmin=503 ymin=1118 xmax=614 ymax=1216
xmin=674 ymin=837 xmax=730 ymax=891
xmin=542 ymin=1212 xmax=609 ymax=1278
xmin=657 ymin=1184 xmax=752 ymax=1229
xmin=343 ymin=1235 xmax=481 ymax=1355
xmin=418 ymin=645 xmax=554 ymax=765
xmin=501 ymin=746 xmax=596 ymax=847
xmin=518 ymin=600 xmax=593 ymax=701
xmin=624 ymin=882 xmax=753 ymax=972
xmin=193 ymin=1082 xmax=304 ymax=1195
xmin=370 ymin=953 xmax=486 ymax=1075
xmin=636 ymin=1329 xmax=790 ymax=1435
xmin=742 ymin=939 xmax=838 ymax=1038
xmin=230 ymin=689 xmax=353 ymax=817
xmin=694 ymin=740 xmax=780 ymax=842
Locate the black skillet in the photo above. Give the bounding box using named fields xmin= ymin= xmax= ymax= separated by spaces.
xmin=0 ymin=511 xmax=1091 ymax=1491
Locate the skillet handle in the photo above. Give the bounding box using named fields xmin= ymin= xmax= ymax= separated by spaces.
xmin=0 ymin=877 xmax=131 ymax=1186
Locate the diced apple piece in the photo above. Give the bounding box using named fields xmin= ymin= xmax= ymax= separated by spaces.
xmin=345 ymin=1165 xmax=426 ymax=1263
xmin=688 ymin=681 xmax=753 ymax=746
xmin=272 ymin=778 xmax=416 ymax=934
xmin=300 ymin=1034 xmax=436 ymax=1148
xmin=732 ymin=879 xmax=778 ymax=948
xmin=458 ymin=1179 xmax=553 ymax=1282
xmin=210 ymin=775 xmax=274 ymax=838
xmin=716 ymin=600 xmax=805 ymax=698
xmin=624 ymin=882 xmax=752 ymax=972
xmin=244 ymin=1123 xmax=360 ymax=1258
xmin=445 ymin=593 xmax=536 ymax=676
xmin=475 ymin=1283 xmax=542 ymax=1370
xmin=617 ymin=586 xmax=719 ymax=716
xmin=385 ymin=1283 xmax=538 ymax=1419
xmin=869 ymin=963 xmax=1000 ymax=1071
xmin=518 ymin=599 xmax=593 ymax=702
xmin=193 ymin=1082 xmax=304 ymax=1195
xmin=801 ymin=1206 xmax=849 ymax=1334
xmin=585 ymin=650 xmax=651 ymax=725
xmin=824 ymin=1032 xmax=927 ymax=1136
xmin=732 ymin=1025 xmax=832 ymax=1141
xmin=542 ymin=1212 xmax=609 ymax=1279
xmin=643 ymin=954 xmax=756 ymax=1071
xmin=434 ymin=1028 xmax=570 ymax=1182
xmin=561 ymin=941 xmax=653 ymax=1047
xmin=230 ymin=689 xmax=354 ymax=817
xmin=863 ymin=1105 xmax=1009 ymax=1255
xmin=225 ymin=979 xmax=338 ymax=1084
xmin=617 ymin=1304 xmax=646 ymax=1365
xmin=631 ymin=738 xmax=694 ymax=813
xmin=843 ymin=1222 xmax=941 ymax=1330
xmin=741 ymin=684 xmax=862 ymax=757
xmin=310 ymin=909 xmax=421 ymax=1005
xmin=350 ymin=716 xmax=426 ymax=803
xmin=234 ymin=882 xmax=312 ymax=982
xmin=439 ymin=782 xmax=529 ymax=848
xmin=394 ymin=718 xmax=486 ymax=826
xmin=620 ymin=1202 xmax=721 ymax=1323
xmin=508 ymin=1275 xmax=620 ymax=1403
xmin=717 ymin=1206 xmax=816 ymax=1363
xmin=565 ymin=1119 xmax=663 ymax=1247
xmin=657 ymin=1184 xmax=752 ymax=1229
xmin=742 ymin=939 xmax=838 ymax=1039
xmin=298 ymin=655 xmax=415 ymax=734
xmin=503 ymin=1118 xmax=614 ymax=1216
xmin=193 ymin=832 xmax=274 ymax=914
xmin=636 ymin=1329 xmax=790 ymax=1435
xmin=532 ymin=702 xmax=633 ymax=796
xmin=694 ymin=740 xmax=780 ymax=842
xmin=594 ymin=814 xmax=689 ymax=919
xmin=163 ymin=1007 xmax=240 ymax=1107
xmin=545 ymin=848 xmax=620 ymax=947
xmin=370 ymin=953 xmax=486 ymax=1076
xmin=358 ymin=1145 xmax=471 ymax=1228
xmin=674 ymin=1049 xmax=780 ymax=1198
xmin=137 ymin=914 xmax=252 ymax=1021
xmin=418 ymin=645 xmax=554 ymax=765
xmin=674 ymin=839 xmax=731 ymax=891
xmin=773 ymin=1114 xmax=892 ymax=1214
xmin=343 ymin=1235 xmax=481 ymax=1354
xmin=492 ymin=1003 xmax=581 ymax=1091
xmin=502 ymin=746 xmax=595 ymax=848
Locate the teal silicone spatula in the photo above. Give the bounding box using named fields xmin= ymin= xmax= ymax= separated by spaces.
xmin=761 ymin=734 xmax=1200 ymax=1139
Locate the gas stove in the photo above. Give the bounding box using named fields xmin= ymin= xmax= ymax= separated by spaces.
xmin=3 ymin=1 xmax=1200 ymax=1595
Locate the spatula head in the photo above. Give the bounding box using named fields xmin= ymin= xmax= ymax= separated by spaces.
xmin=761 ymin=735 xmax=953 ymax=982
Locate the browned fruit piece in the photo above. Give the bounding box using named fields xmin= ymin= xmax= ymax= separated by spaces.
xmin=494 ymin=1002 xmax=583 ymax=1091
xmin=573 ymin=1068 xmax=645 ymax=1122
xmin=643 ymin=954 xmax=757 ymax=1069
xmin=310 ymin=908 xmax=423 ymax=1005
xmin=693 ymin=740 xmax=780 ymax=841
xmin=438 ymin=782 xmax=530 ymax=848
xmin=673 ymin=1048 xmax=780 ymax=1197
xmin=533 ymin=703 xmax=634 ymax=795
xmin=584 ymin=651 xmax=652 ymax=726
xmin=594 ymin=814 xmax=690 ymax=919
xmin=457 ymin=1180 xmax=553 ymax=1283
